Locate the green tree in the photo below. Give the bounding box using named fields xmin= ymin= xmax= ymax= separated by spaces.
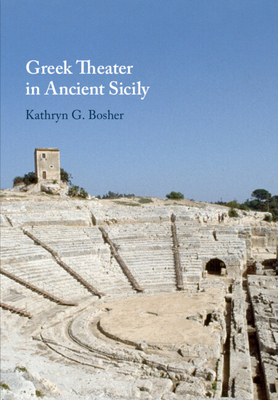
xmin=251 ymin=189 xmax=271 ymax=202
xmin=264 ymin=214 xmax=272 ymax=222
xmin=166 ymin=191 xmax=184 ymax=200
xmin=23 ymin=172 xmax=38 ymax=185
xmin=13 ymin=176 xmax=24 ymax=186
xmin=228 ymin=208 xmax=239 ymax=218
xmin=225 ymin=200 xmax=240 ymax=209
xmin=68 ymin=185 xmax=79 ymax=197
xmin=79 ymin=187 xmax=88 ymax=199
xmin=102 ymin=191 xmax=122 ymax=199
xmin=60 ymin=168 xmax=72 ymax=185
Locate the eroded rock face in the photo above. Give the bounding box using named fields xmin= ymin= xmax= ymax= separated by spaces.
xmin=41 ymin=183 xmax=62 ymax=195
xmin=248 ymin=276 xmax=278 ymax=400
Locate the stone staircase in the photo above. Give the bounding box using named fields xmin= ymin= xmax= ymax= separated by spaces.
xmin=0 ymin=301 xmax=32 ymax=319
xmin=99 ymin=227 xmax=143 ymax=292
xmin=62 ymin=254 xmax=135 ymax=295
xmin=23 ymin=226 xmax=136 ymax=296
xmin=105 ymin=223 xmax=177 ymax=293
xmin=23 ymin=229 xmax=104 ymax=297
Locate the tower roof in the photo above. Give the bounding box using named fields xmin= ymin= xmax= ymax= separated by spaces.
xmin=35 ymin=148 xmax=59 ymax=152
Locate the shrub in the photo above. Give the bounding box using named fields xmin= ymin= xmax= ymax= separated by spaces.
xmin=60 ymin=168 xmax=72 ymax=185
xmin=239 ymin=204 xmax=249 ymax=211
xmin=228 ymin=208 xmax=239 ymax=218
xmin=13 ymin=176 xmax=24 ymax=186
xmin=15 ymin=366 xmax=27 ymax=372
xmin=114 ymin=201 xmax=140 ymax=207
xmin=68 ymin=185 xmax=88 ymax=199
xmin=166 ymin=191 xmax=184 ymax=200
xmin=13 ymin=173 xmax=37 ymax=186
xmin=68 ymin=185 xmax=80 ymax=197
xmin=79 ymin=187 xmax=88 ymax=199
xmin=226 ymin=200 xmax=240 ymax=209
xmin=102 ymin=191 xmax=121 ymax=199
xmin=264 ymin=214 xmax=272 ymax=222
xmin=23 ymin=172 xmax=38 ymax=185
xmin=1 ymin=382 xmax=10 ymax=390
xmin=102 ymin=191 xmax=135 ymax=199
xmin=138 ymin=198 xmax=153 ymax=204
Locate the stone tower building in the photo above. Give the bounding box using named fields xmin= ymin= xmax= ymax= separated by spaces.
xmin=34 ymin=148 xmax=60 ymax=182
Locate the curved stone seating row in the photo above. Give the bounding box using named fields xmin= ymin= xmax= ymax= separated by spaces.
xmin=23 ymin=229 xmax=104 ymax=298
xmin=23 ymin=226 xmax=136 ymax=296
xmin=62 ymin=255 xmax=135 ymax=295
xmin=0 ymin=228 xmax=51 ymax=264
xmin=37 ymin=305 xmax=112 ymax=370
xmin=1 ymin=227 xmax=34 ymax=245
xmin=3 ymin=259 xmax=91 ymax=302
xmin=105 ymin=221 xmax=172 ymax=238
xmin=99 ymin=227 xmax=143 ymax=292
xmin=0 ymin=268 xmax=76 ymax=306
xmin=87 ymin=204 xmax=172 ymax=225
xmin=119 ymin=252 xmax=176 ymax=293
xmin=1 ymin=225 xmax=146 ymax=299
xmin=0 ymin=274 xmax=66 ymax=317
xmin=87 ymin=202 xmax=234 ymax=226
xmin=179 ymin=253 xmax=203 ymax=283
xmin=24 ymin=226 xmax=106 ymax=257
xmin=65 ymin=305 xmax=214 ymax=397
xmin=1 ymin=200 xmax=82 ymax=213
xmin=0 ymin=207 xmax=248 ymax=304
xmin=5 ymin=210 xmax=91 ymax=228
xmin=25 ymin=225 xmax=103 ymax=242
xmin=103 ymin=223 xmax=177 ymax=292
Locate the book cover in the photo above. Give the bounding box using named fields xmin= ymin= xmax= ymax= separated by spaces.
xmin=1 ymin=2 xmax=278 ymax=399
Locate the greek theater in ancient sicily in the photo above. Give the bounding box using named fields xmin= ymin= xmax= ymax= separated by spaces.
xmin=1 ymin=187 xmax=278 ymax=399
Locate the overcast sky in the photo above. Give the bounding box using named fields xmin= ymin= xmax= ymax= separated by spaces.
xmin=1 ymin=1 xmax=277 ymax=202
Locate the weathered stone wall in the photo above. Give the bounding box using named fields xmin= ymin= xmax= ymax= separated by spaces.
xmin=248 ymin=276 xmax=278 ymax=400
xmin=229 ymin=279 xmax=253 ymax=399
xmin=250 ymin=226 xmax=278 ymax=253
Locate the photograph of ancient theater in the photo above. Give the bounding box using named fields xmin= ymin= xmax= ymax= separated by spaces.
xmin=1 ymin=155 xmax=277 ymax=399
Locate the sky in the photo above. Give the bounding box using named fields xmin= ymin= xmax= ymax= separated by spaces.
xmin=1 ymin=0 xmax=277 ymax=202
